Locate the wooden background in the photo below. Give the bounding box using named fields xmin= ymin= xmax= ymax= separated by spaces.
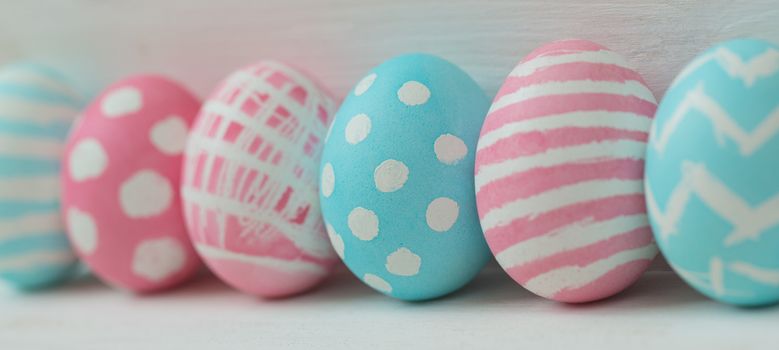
xmin=1 ymin=0 xmax=778 ymax=100
xmin=2 ymin=3 xmax=779 ymax=348
xmin=1 ymin=1 xmax=778 ymax=272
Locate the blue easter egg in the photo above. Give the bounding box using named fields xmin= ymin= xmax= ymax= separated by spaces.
xmin=0 ymin=63 xmax=82 ymax=289
xmin=646 ymin=39 xmax=779 ymax=306
xmin=319 ymin=54 xmax=491 ymax=300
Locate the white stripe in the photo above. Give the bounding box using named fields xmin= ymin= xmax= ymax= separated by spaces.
xmin=496 ymin=214 xmax=648 ymax=269
xmin=475 ymin=139 xmax=646 ymax=192
xmin=199 ymin=97 xmax=318 ymax=185
xmin=669 ymin=263 xmax=752 ymax=298
xmin=648 ymin=161 xmax=779 ymax=246
xmin=0 ymin=249 xmax=75 ymax=271
xmin=670 ymin=265 xmax=711 ymax=292
xmin=182 ymin=188 xmax=330 ymax=259
xmin=510 ymin=50 xmax=635 ymax=78
xmin=0 ymin=176 xmax=60 ymax=201
xmin=217 ymin=70 xmax=326 ymax=128
xmin=193 ymin=68 xmax=330 ymax=249
xmin=489 ymin=80 xmax=656 ymax=114
xmin=0 ymin=68 xmax=81 ymax=100
xmin=710 ymin=257 xmax=725 ymax=296
xmin=523 ymin=244 xmax=657 ymax=298
xmin=185 ymin=130 xmax=324 ymax=253
xmin=478 ymin=110 xmax=651 ymax=150
xmin=191 ymin=66 xmax=278 ymax=247
xmin=0 ymin=95 xmax=78 ymax=124
xmin=195 ymin=243 xmax=328 ymax=275
xmin=481 ymin=179 xmax=644 ymax=231
xmin=186 ymin=129 xmax=319 ymax=192
xmin=729 ymin=261 xmax=779 ymax=286
xmin=261 ymin=60 xmax=337 ymax=113
xmin=0 ymin=213 xmax=62 ymax=239
xmin=186 ymin=132 xmax=273 ymax=174
xmin=669 ymin=51 xmax=717 ymax=89
xmin=0 ymin=133 xmax=64 ymax=159
xmin=181 ymin=169 xmax=318 ymax=212
xmin=670 ymin=48 xmax=779 ymax=88
xmin=183 ymin=186 xmax=320 ymax=226
xmin=652 ymin=84 xmax=779 ymax=157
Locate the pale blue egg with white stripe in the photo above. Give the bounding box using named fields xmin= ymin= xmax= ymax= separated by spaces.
xmin=646 ymin=39 xmax=779 ymax=306
xmin=0 ymin=62 xmax=82 ymax=289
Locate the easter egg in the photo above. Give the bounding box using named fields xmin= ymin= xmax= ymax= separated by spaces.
xmin=646 ymin=39 xmax=779 ymax=306
xmin=319 ymin=54 xmax=492 ymax=301
xmin=0 ymin=63 xmax=81 ymax=289
xmin=61 ymin=75 xmax=201 ymax=292
xmin=475 ymin=39 xmax=659 ymax=303
xmin=181 ymin=61 xmax=339 ymax=297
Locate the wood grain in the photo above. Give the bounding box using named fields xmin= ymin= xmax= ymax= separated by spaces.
xmin=1 ymin=1 xmax=770 ymax=272
xmin=2 ymin=268 xmax=778 ymax=349
xmin=0 ymin=0 xmax=777 ymax=100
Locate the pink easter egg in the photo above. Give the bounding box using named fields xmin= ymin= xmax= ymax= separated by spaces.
xmin=475 ymin=40 xmax=659 ymax=303
xmin=62 ymin=75 xmax=201 ymax=292
xmin=181 ymin=61 xmax=338 ymax=298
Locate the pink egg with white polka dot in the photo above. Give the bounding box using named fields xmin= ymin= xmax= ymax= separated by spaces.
xmin=61 ymin=75 xmax=202 ymax=292
xmin=181 ymin=61 xmax=339 ymax=298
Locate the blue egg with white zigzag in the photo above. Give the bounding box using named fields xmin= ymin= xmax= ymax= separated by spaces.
xmin=0 ymin=63 xmax=82 ymax=290
xmin=646 ymin=39 xmax=779 ymax=306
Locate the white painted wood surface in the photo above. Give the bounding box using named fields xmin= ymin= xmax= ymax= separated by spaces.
xmin=2 ymin=265 xmax=778 ymax=349
xmin=1 ymin=0 xmax=778 ymax=100
xmin=1 ymin=1 xmax=778 ymax=348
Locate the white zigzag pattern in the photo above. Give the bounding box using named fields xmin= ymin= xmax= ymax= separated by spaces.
xmin=729 ymin=261 xmax=779 ymax=286
xmin=672 ymin=257 xmax=779 ymax=297
xmin=652 ymin=84 xmax=779 ymax=156
xmin=671 ymin=47 xmax=779 ymax=88
xmin=646 ymin=161 xmax=779 ymax=247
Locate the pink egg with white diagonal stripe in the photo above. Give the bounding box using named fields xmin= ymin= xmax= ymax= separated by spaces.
xmin=181 ymin=61 xmax=338 ymax=298
xmin=475 ymin=39 xmax=659 ymax=303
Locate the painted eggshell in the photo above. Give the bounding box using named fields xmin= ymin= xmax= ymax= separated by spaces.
xmin=181 ymin=61 xmax=339 ymax=297
xmin=61 ymin=75 xmax=201 ymax=292
xmin=320 ymin=54 xmax=492 ymax=301
xmin=0 ymin=63 xmax=82 ymax=289
xmin=646 ymin=39 xmax=779 ymax=306
xmin=475 ymin=39 xmax=659 ymax=303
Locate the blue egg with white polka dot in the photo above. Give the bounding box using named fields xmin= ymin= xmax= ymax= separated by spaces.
xmin=319 ymin=54 xmax=492 ymax=300
xmin=0 ymin=63 xmax=82 ymax=290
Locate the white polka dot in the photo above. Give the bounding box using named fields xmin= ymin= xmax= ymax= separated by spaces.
xmin=426 ymin=197 xmax=460 ymax=232
xmin=326 ymin=223 xmax=345 ymax=260
xmin=344 ymin=114 xmax=372 ymax=145
xmin=132 ymin=237 xmax=186 ymax=282
xmin=386 ymin=247 xmax=421 ymax=276
xmin=363 ymin=273 xmax=392 ymax=293
xmin=119 ymin=170 xmax=173 ymax=218
xmin=69 ymin=138 xmax=108 ymax=181
xmin=397 ymin=81 xmax=430 ymax=106
xmin=150 ymin=115 xmax=189 ymax=155
xmin=101 ymin=87 xmax=142 ymax=117
xmin=374 ymin=159 xmax=409 ymax=193
xmin=348 ymin=207 xmax=379 ymax=241
xmin=66 ymin=207 xmax=98 ymax=255
xmin=354 ymin=73 xmax=377 ymax=96
xmin=321 ymin=163 xmax=335 ymax=198
xmin=434 ymin=134 xmax=468 ymax=165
